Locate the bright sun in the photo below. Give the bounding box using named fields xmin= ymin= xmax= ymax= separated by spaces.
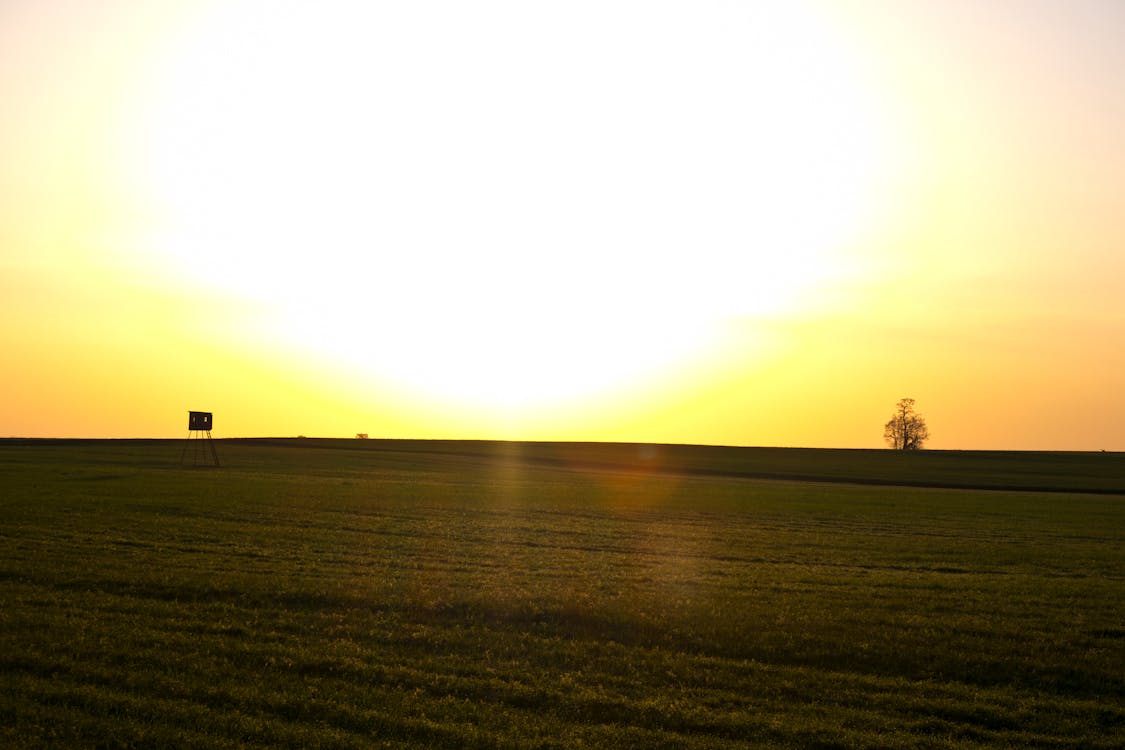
xmin=124 ymin=0 xmax=891 ymax=410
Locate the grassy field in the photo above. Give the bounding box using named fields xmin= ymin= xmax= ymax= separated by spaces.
xmin=1 ymin=439 xmax=1123 ymax=748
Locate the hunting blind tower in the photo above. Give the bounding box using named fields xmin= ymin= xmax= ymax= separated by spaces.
xmin=181 ymin=410 xmax=220 ymax=467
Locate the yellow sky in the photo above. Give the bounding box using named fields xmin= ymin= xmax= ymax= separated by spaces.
xmin=2 ymin=0 xmax=1123 ymax=449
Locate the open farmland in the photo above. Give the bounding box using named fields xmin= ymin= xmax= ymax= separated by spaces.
xmin=1 ymin=439 xmax=1123 ymax=748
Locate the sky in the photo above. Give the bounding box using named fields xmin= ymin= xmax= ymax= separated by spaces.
xmin=2 ymin=0 xmax=1123 ymax=449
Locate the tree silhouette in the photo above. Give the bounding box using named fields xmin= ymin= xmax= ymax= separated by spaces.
xmin=884 ymin=398 xmax=929 ymax=450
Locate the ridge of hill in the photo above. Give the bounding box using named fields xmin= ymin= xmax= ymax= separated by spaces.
xmin=5 ymin=438 xmax=1120 ymax=494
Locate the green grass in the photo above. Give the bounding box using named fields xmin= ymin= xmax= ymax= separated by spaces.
xmin=1 ymin=439 xmax=1123 ymax=748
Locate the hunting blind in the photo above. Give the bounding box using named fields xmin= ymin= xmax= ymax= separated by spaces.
xmin=181 ymin=411 xmax=220 ymax=467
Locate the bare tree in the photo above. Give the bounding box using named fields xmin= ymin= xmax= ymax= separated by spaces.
xmin=884 ymin=398 xmax=929 ymax=450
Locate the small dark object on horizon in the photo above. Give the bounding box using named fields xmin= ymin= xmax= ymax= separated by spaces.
xmin=884 ymin=398 xmax=929 ymax=450
xmin=183 ymin=411 xmax=220 ymax=467
xmin=188 ymin=411 xmax=213 ymax=431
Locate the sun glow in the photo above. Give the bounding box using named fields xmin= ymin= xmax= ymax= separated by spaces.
xmin=122 ymin=0 xmax=893 ymax=410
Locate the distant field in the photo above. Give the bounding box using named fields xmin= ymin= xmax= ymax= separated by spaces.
xmin=2 ymin=439 xmax=1123 ymax=748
